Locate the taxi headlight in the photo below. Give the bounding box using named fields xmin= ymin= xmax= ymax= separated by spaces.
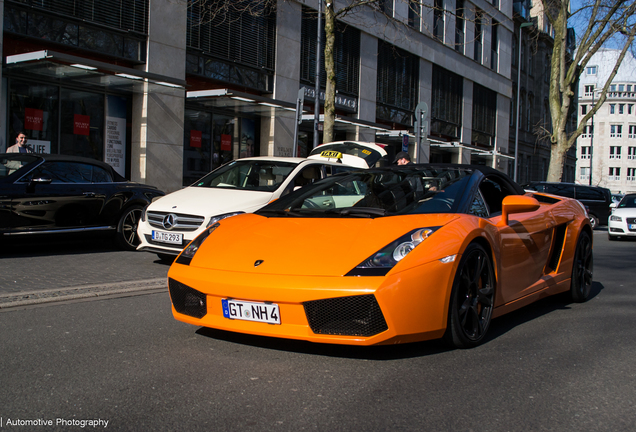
xmin=346 ymin=227 xmax=439 ymax=276
xmin=610 ymin=215 xmax=622 ymax=222
xmin=176 ymin=223 xmax=220 ymax=265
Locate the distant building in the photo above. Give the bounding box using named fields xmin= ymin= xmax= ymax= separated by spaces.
xmin=576 ymin=49 xmax=636 ymax=194
xmin=2 ymin=0 xmax=517 ymax=191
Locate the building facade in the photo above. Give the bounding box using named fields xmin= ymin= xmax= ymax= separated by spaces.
xmin=2 ymin=0 xmax=517 ymax=192
xmin=507 ymin=0 xmax=575 ymax=185
xmin=576 ymin=49 xmax=636 ymax=194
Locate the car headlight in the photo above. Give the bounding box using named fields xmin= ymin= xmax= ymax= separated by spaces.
xmin=175 ymin=223 xmax=220 ymax=266
xmin=207 ymin=211 xmax=244 ymax=227
xmin=346 ymin=227 xmax=439 ymax=276
xmin=610 ymin=215 xmax=622 ymax=222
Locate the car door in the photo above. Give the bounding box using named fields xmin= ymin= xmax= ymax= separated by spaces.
xmin=10 ymin=161 xmax=107 ymax=231
xmin=481 ymin=177 xmax=557 ymax=303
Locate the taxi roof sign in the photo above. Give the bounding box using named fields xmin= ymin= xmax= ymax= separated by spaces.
xmin=320 ymin=150 xmax=343 ymax=159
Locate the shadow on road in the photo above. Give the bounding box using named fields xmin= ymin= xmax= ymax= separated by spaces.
xmin=193 ymin=282 xmax=604 ymax=360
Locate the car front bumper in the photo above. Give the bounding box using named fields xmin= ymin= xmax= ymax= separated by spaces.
xmin=166 ymin=258 xmax=457 ymax=346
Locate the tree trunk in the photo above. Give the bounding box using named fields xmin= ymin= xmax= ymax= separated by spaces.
xmin=323 ymin=4 xmax=336 ymax=144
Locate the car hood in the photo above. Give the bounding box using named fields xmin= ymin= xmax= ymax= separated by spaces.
xmin=187 ymin=213 xmax=460 ymax=276
xmin=147 ymin=187 xmax=274 ymax=216
xmin=612 ymin=207 xmax=636 ymax=217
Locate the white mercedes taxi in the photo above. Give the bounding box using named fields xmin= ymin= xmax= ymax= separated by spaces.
xmin=136 ymin=141 xmax=387 ymax=260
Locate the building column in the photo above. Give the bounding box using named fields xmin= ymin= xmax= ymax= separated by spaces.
xmin=495 ymin=93 xmax=511 ymax=171
xmin=462 ymin=79 xmax=474 ymax=148
xmin=0 ymin=0 xmax=5 ymax=151
xmin=262 ymin=0 xmax=302 ymax=156
xmin=355 ymin=32 xmax=378 ymax=142
xmin=131 ymin=0 xmax=186 ymax=193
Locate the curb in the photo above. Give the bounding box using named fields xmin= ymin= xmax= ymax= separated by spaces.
xmin=0 ymin=278 xmax=167 ymax=309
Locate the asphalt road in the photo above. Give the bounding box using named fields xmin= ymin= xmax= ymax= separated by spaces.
xmin=0 ymin=231 xmax=634 ymax=431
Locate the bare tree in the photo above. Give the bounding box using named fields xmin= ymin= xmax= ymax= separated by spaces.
xmin=321 ymin=1 xmax=390 ymax=143
xmin=542 ymin=0 xmax=636 ymax=182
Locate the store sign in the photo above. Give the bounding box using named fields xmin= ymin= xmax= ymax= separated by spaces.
xmin=25 ymin=108 xmax=44 ymax=131
xmin=74 ymin=114 xmax=90 ymax=136
xmin=105 ymin=95 xmax=127 ymax=177
xmin=221 ymin=134 xmax=232 ymax=151
xmin=106 ymin=117 xmax=125 ymax=176
xmin=190 ymin=130 xmax=202 ymax=148
xmin=302 ymin=87 xmax=358 ymax=112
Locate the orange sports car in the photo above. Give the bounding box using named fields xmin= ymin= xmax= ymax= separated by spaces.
xmin=167 ymin=164 xmax=593 ymax=348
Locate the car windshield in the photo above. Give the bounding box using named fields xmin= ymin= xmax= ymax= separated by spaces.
xmin=256 ymin=167 xmax=473 ymax=218
xmin=309 ymin=142 xmax=384 ymax=167
xmin=192 ymin=160 xmax=298 ymax=192
xmin=618 ymin=195 xmax=636 ymax=208
xmin=0 ymin=154 xmax=39 ymax=179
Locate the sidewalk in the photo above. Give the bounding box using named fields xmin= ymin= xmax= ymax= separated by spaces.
xmin=0 ymin=236 xmax=170 ymax=307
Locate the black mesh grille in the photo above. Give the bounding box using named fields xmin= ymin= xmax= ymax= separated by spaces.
xmin=303 ymin=295 xmax=388 ymax=337
xmin=169 ymin=278 xmax=207 ymax=319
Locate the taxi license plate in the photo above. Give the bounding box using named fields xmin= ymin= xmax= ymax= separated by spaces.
xmin=630 ymin=224 xmax=636 ymax=230
xmin=222 ymin=299 xmax=281 ymax=324
xmin=152 ymin=230 xmax=183 ymax=244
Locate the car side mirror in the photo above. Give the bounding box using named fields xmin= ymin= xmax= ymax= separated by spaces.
xmin=610 ymin=202 xmax=617 ymax=208
xmin=497 ymin=195 xmax=540 ymax=226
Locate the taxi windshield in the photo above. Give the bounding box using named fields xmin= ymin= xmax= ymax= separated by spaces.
xmin=257 ymin=167 xmax=472 ymax=217
xmin=192 ymin=160 xmax=298 ymax=192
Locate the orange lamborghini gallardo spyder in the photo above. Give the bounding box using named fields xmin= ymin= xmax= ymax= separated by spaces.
xmin=167 ymin=164 xmax=593 ymax=348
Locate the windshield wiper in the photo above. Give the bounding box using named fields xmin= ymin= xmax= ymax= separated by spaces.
xmin=325 ymin=207 xmax=387 ymax=218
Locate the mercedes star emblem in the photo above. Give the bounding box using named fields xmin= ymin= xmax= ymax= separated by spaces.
xmin=162 ymin=213 xmax=177 ymax=230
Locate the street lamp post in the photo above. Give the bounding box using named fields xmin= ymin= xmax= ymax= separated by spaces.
xmin=589 ymin=91 xmax=595 ymax=186
xmin=514 ymin=21 xmax=533 ymax=182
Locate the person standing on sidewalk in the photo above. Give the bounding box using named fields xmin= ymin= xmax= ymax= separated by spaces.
xmin=6 ymin=132 xmax=34 ymax=153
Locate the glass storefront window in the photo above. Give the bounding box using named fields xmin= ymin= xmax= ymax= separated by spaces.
xmin=213 ymin=115 xmax=236 ymax=169
xmin=60 ymin=89 xmax=105 ymax=160
xmin=183 ymin=110 xmax=263 ymax=186
xmin=183 ymin=109 xmax=213 ymax=186
xmin=8 ymin=80 xmax=59 ymax=153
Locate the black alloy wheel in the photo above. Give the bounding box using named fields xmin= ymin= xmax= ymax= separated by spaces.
xmin=116 ymin=205 xmax=144 ymax=251
xmin=570 ymin=231 xmax=593 ymax=303
xmin=444 ymin=243 xmax=495 ymax=349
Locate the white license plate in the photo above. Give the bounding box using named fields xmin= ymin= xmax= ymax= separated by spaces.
xmin=222 ymin=299 xmax=281 ymax=324
xmin=152 ymin=230 xmax=183 ymax=244
xmin=630 ymin=224 xmax=636 ymax=230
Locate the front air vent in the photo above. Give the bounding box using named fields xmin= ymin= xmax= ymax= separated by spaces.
xmin=303 ymin=295 xmax=388 ymax=337
xmin=169 ymin=278 xmax=207 ymax=318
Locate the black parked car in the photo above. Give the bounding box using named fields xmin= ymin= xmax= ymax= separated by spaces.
xmin=522 ymin=181 xmax=612 ymax=228
xmin=1 ymin=153 xmax=164 ymax=249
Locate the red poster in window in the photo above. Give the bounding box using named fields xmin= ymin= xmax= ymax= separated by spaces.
xmin=221 ymin=134 xmax=232 ymax=151
xmin=190 ymin=130 xmax=202 ymax=148
xmin=74 ymin=114 xmax=90 ymax=136
xmin=25 ymin=108 xmax=44 ymax=131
